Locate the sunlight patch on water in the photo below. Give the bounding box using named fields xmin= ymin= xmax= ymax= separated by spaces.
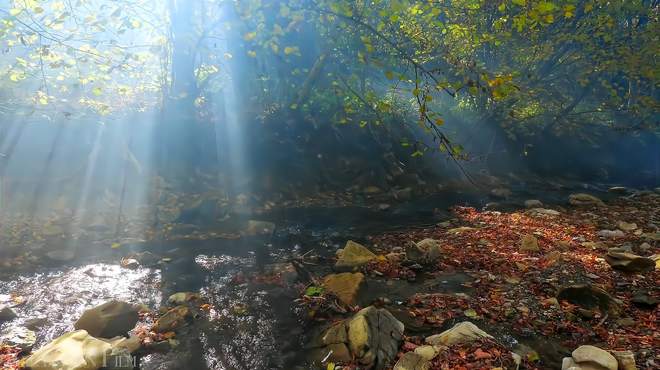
xmin=0 ymin=263 xmax=161 ymax=345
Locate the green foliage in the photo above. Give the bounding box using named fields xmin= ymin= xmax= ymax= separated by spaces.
xmin=1 ymin=0 xmax=657 ymax=153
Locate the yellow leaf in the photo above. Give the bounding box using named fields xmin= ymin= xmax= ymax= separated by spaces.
xmin=284 ymin=46 xmax=299 ymax=55
xmin=9 ymin=8 xmax=21 ymax=16
xmin=385 ymin=70 xmax=394 ymax=80
xmin=111 ymin=242 xmax=122 ymax=249
xmin=247 ymin=50 xmax=257 ymax=58
xmin=435 ymin=118 xmax=444 ymax=126
xmin=243 ymin=32 xmax=257 ymax=41
xmin=327 ymin=362 xmax=335 ymax=370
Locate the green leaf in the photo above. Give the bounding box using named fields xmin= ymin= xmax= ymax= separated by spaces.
xmin=305 ymin=286 xmax=324 ymax=297
xmin=385 ymin=70 xmax=394 ymax=80
xmin=92 ymin=87 xmax=103 ymax=96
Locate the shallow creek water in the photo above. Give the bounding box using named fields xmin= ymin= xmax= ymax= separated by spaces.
xmin=0 ymin=187 xmax=607 ymax=369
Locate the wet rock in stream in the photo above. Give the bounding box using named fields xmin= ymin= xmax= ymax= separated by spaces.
xmin=310 ymin=306 xmax=404 ymax=369
xmin=25 ymin=330 xmax=112 ymax=370
xmin=74 ymin=300 xmax=140 ymax=338
xmin=334 ymin=240 xmax=377 ymax=270
xmin=322 ymin=272 xmax=365 ymax=306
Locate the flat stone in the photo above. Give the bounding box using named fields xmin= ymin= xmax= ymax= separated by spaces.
xmin=605 ymin=252 xmax=655 ymax=273
xmin=393 ymin=352 xmax=430 ymax=370
xmin=25 ymin=330 xmax=112 ymax=370
xmin=335 ymin=241 xmax=377 ymax=270
xmin=524 ymin=199 xmax=543 ymax=208
xmin=608 ymin=187 xmax=628 ymax=194
xmin=617 ymin=221 xmax=638 ymax=232
xmin=323 ymin=272 xmax=365 ymax=306
xmin=598 ymin=230 xmax=625 ymax=238
xmin=569 ymin=193 xmax=605 ymax=207
xmin=527 ymin=208 xmax=560 ymax=216
xmin=447 ymin=226 xmax=476 ymax=234
xmin=425 ymin=321 xmax=493 ymax=346
xmin=571 ymin=345 xmax=618 ymax=370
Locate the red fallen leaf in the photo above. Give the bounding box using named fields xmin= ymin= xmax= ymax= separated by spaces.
xmin=474 ymin=348 xmax=492 ymax=360
xmin=402 ymin=341 xmax=418 ymax=351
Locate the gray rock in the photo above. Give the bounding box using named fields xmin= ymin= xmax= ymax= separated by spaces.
xmin=608 ymin=187 xmax=628 ymax=194
xmin=24 ymin=317 xmax=49 ymax=330
xmin=406 ymin=239 xmax=442 ymax=264
xmin=347 ymin=306 xmax=404 ymax=368
xmin=74 ymin=300 xmax=139 ymax=338
xmin=631 ymin=292 xmax=659 ymax=308
xmin=557 ymin=285 xmax=621 ymax=317
xmin=0 ymin=306 xmax=17 ymax=322
xmin=569 ymin=193 xmax=605 ymax=207
xmin=605 ymin=252 xmax=655 ymax=273
xmin=393 ymin=352 xmax=430 ymax=370
xmin=527 ymin=208 xmax=561 ymax=216
xmin=598 ymin=229 xmax=625 ymax=239
xmin=524 ymin=199 xmax=543 ymax=208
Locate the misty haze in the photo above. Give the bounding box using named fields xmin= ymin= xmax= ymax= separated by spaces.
xmin=0 ymin=1 xmax=658 ymax=370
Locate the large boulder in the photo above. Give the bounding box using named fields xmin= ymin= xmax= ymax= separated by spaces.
xmin=348 ymin=306 xmax=404 ymax=368
xmin=322 ymin=272 xmax=365 ymax=306
xmin=310 ymin=306 xmax=404 ymax=369
xmin=74 ymin=300 xmax=139 ymax=338
xmin=605 ymin=252 xmax=655 ymax=273
xmin=562 ymin=345 xmax=618 ymax=370
xmin=425 ymin=321 xmax=493 ymax=346
xmin=335 ymin=241 xmax=377 ymax=270
xmin=25 ymin=330 xmax=112 ymax=370
xmin=569 ymin=193 xmax=605 ymax=207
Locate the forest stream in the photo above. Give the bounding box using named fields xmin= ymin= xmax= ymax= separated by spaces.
xmin=1 ymin=185 xmax=658 ymax=370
